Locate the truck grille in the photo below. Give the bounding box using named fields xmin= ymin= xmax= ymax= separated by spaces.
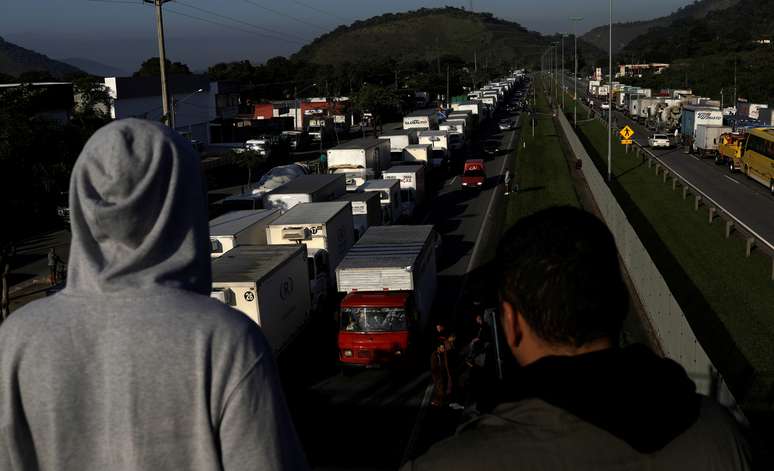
xmin=357 ymin=349 xmax=371 ymax=359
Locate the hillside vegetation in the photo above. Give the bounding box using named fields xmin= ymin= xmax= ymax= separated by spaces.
xmin=0 ymin=36 xmax=82 ymax=79
xmin=293 ymin=7 xmax=547 ymax=67
xmin=581 ymin=0 xmax=740 ymax=54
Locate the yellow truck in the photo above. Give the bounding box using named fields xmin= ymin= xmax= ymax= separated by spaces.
xmin=716 ymin=132 xmax=746 ymax=173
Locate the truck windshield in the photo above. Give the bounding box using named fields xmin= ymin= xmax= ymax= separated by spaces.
xmin=464 ymin=170 xmax=486 ymax=178
xmin=341 ymin=307 xmax=407 ymax=332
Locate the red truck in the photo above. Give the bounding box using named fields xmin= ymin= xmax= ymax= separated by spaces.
xmin=336 ymin=225 xmax=438 ymax=366
xmin=461 ymin=159 xmax=486 ymax=188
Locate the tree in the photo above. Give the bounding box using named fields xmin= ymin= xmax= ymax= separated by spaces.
xmin=133 ymin=58 xmax=192 ymax=77
xmin=232 ymin=150 xmax=268 ymax=187
xmin=352 ymin=84 xmax=401 ymax=125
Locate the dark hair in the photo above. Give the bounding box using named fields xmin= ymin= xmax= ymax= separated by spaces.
xmin=497 ymin=206 xmax=628 ymax=347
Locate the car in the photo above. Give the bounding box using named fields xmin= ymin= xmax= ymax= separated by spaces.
xmin=600 ymin=103 xmax=610 ymax=110
xmin=461 ymin=159 xmax=486 ymax=189
xmin=483 ymin=142 xmax=501 ymax=156
xmin=648 ymin=134 xmax=673 ymax=149
xmin=498 ymin=119 xmax=514 ymax=131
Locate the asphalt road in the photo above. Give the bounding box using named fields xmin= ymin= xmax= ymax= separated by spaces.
xmin=281 ymin=108 xmax=520 ymax=470
xmin=572 ymin=76 xmax=774 ymax=248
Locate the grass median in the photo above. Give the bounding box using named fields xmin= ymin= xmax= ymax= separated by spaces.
xmin=505 ymin=81 xmax=580 ymax=227
xmin=564 ymin=95 xmax=774 ymax=412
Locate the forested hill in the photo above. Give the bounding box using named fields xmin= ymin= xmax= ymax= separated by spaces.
xmin=581 ymin=0 xmax=740 ymax=54
xmin=292 ymin=7 xmax=548 ymax=67
xmin=0 ymin=36 xmax=82 ymax=80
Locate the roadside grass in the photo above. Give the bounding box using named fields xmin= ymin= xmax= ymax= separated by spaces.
xmin=566 ymin=96 xmax=774 ymax=409
xmin=505 ymin=81 xmax=580 ymax=227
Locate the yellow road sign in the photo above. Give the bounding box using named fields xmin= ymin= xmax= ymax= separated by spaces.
xmin=620 ymin=139 xmax=633 ymax=145
xmin=619 ymin=125 xmax=635 ymax=140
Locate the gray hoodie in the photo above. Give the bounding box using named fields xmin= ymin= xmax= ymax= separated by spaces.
xmin=0 ymin=119 xmax=307 ymax=470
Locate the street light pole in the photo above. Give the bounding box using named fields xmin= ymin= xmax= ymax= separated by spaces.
xmin=570 ymin=17 xmax=583 ymax=126
xmin=561 ymin=34 xmax=565 ymax=110
xmin=607 ymin=0 xmax=613 ymax=183
xmin=171 ymin=88 xmax=204 ymax=134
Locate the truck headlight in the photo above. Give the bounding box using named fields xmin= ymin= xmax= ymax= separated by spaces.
xmin=394 ymin=349 xmax=403 ymax=356
xmin=477 ymin=182 xmax=483 ymax=186
xmin=342 ymin=349 xmax=353 ymax=357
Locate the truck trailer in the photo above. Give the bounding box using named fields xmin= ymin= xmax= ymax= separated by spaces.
xmin=693 ymin=125 xmax=732 ymax=157
xmin=327 ymin=138 xmax=391 ymax=192
xmin=211 ymin=245 xmax=311 ymax=355
xmin=336 ymin=191 xmax=382 ymax=240
xmin=403 ymin=109 xmax=439 ymax=131
xmin=209 ymin=209 xmax=281 ymax=258
xmin=361 ymin=179 xmax=402 ymax=225
xmin=263 ymin=174 xmax=346 ymax=212
xmin=379 ymin=130 xmax=418 ymax=159
xmin=680 ymin=105 xmax=723 ymax=144
xmin=402 ymin=144 xmax=432 ymax=166
xmin=336 ymin=225 xmax=439 ymax=366
xmin=382 ymin=164 xmax=425 ymax=219
xmin=417 ymin=130 xmax=449 ymax=168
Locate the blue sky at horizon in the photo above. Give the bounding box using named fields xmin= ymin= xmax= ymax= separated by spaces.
xmin=2 ymin=0 xmax=691 ymax=72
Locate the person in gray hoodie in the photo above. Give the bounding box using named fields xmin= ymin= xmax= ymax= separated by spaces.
xmin=0 ymin=119 xmax=308 ymax=471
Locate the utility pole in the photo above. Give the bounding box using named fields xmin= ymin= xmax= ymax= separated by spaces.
xmin=446 ymin=64 xmax=450 ymax=109
xmin=570 ymin=17 xmax=583 ymax=126
xmin=145 ymin=0 xmax=173 ymax=128
xmin=561 ymin=34 xmax=565 ymax=110
xmin=608 ymin=0 xmax=613 ymax=183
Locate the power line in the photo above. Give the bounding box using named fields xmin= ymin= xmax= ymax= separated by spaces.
xmin=288 ymin=0 xmax=350 ymax=23
xmin=163 ymin=7 xmax=305 ymax=44
xmin=242 ymin=0 xmax=330 ymax=32
xmin=174 ymin=0 xmax=311 ymax=43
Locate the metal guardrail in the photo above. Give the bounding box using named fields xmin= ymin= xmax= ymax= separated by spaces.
xmin=630 ymin=139 xmax=774 ymax=280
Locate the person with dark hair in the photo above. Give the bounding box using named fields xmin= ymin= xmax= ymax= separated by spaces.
xmin=404 ymin=206 xmax=750 ymax=470
xmin=0 ymin=119 xmax=307 ymax=470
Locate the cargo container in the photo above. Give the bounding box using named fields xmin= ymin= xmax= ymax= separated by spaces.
xmin=336 ymin=225 xmax=438 ymax=366
xmin=402 ymin=144 xmax=432 ymax=166
xmin=263 ymin=174 xmax=346 ymax=212
xmin=361 ymin=179 xmax=402 ymax=225
xmin=403 ymin=109 xmax=439 ymax=130
xmin=693 ymin=125 xmax=732 ymax=157
xmin=378 ymin=129 xmax=418 ymax=158
xmin=382 ymin=164 xmax=426 ymax=219
xmin=327 ymin=138 xmax=391 ymax=191
xmin=417 ymin=130 xmax=449 ymax=167
xmin=336 ymin=191 xmax=382 ymax=240
xmin=209 ymin=209 xmax=281 ymax=258
xmin=681 ymin=105 xmax=724 ymax=143
xmin=211 ymin=245 xmax=311 ymax=355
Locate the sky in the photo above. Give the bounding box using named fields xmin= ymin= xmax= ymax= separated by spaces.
xmin=2 ymin=0 xmax=692 ymax=73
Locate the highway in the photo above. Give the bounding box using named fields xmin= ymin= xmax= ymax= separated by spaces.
xmin=572 ymin=76 xmax=774 ymax=247
xmin=280 ymin=109 xmax=519 ymax=470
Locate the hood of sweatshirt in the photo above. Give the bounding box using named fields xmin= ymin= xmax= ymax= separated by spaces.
xmin=65 ymin=118 xmax=211 ymax=295
xmin=512 ymin=344 xmax=700 ymax=453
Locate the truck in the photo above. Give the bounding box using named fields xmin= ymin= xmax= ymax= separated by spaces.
xmin=361 ymin=179 xmax=402 ymax=225
xmin=209 ymin=209 xmax=281 ymax=258
xmin=403 ymin=109 xmax=439 ymax=131
xmin=402 ymin=144 xmax=432 ymax=166
xmin=378 ymin=129 xmax=418 ymax=159
xmin=439 ymin=120 xmax=466 ymax=151
xmin=417 ymin=130 xmax=449 ymax=168
xmin=263 ymin=174 xmax=346 ymax=212
xmin=451 ymin=101 xmax=482 ymax=117
xmin=336 ymin=225 xmax=439 ymax=366
xmin=327 ymin=137 xmax=391 ymax=192
xmin=680 ymin=105 xmax=724 ymax=145
xmin=266 ymin=201 xmax=355 ymax=307
xmin=717 ymin=131 xmax=747 ymax=171
xmin=211 ymin=245 xmax=311 ymax=355
xmin=336 ymin=191 xmax=382 ymax=240
xmin=693 ymin=125 xmax=732 ymax=158
xmin=382 ymin=164 xmax=426 ymax=219
xmin=307 ymin=117 xmax=332 ymax=143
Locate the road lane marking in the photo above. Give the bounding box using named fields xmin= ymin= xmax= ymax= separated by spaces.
xmin=724 ymin=175 xmax=741 ymax=185
xmin=449 ymin=176 xmax=457 ymax=185
xmin=691 ymin=155 xmax=701 ymax=161
xmin=401 ymin=383 xmax=434 ymax=465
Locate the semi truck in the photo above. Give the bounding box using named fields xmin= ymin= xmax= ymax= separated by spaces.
xmin=361 ymin=179 xmax=402 ymax=225
xmin=378 ymin=129 xmax=418 ymax=159
xmin=693 ymin=125 xmax=732 ymax=157
xmin=266 ymin=201 xmax=355 ymax=306
xmin=382 ymin=164 xmax=425 ymax=219
xmin=327 ymin=137 xmax=391 ymax=192
xmin=211 ymin=245 xmax=311 ymax=355
xmin=402 ymin=144 xmax=432 ymax=166
xmin=336 ymin=225 xmax=439 ymax=366
xmin=680 ymin=105 xmax=723 ymax=145
xmin=403 ymin=109 xmax=439 ymax=131
xmin=263 ymin=174 xmax=346 ymax=212
xmin=336 ymin=191 xmax=382 ymax=240
xmin=209 ymin=209 xmax=281 ymax=258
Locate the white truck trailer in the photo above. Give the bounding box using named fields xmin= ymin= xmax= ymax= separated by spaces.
xmin=378 ymin=129 xmax=418 ymax=158
xmin=263 ymin=174 xmax=346 ymax=212
xmin=336 ymin=191 xmax=382 ymax=240
xmin=382 ymin=164 xmax=425 ymax=219
xmin=403 ymin=109 xmax=439 ymax=131
xmin=209 ymin=209 xmax=281 ymax=258
xmin=361 ymin=179 xmax=402 ymax=225
xmin=266 ymin=201 xmax=355 ymax=305
xmin=417 ymin=130 xmax=449 ymax=167
xmin=211 ymin=245 xmax=311 ymax=355
xmin=402 ymin=144 xmax=432 ymax=166
xmin=327 ymin=137 xmax=391 ymax=192
xmin=335 ymin=225 xmax=439 ymax=366
xmin=693 ymin=125 xmax=733 ymax=157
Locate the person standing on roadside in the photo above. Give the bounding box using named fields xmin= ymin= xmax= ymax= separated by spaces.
xmin=430 ymin=323 xmax=453 ymax=407
xmin=47 ymin=248 xmax=61 ymax=286
xmin=0 ymin=119 xmax=308 ymax=471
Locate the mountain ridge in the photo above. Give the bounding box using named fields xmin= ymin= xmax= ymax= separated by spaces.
xmin=0 ymin=36 xmax=83 ymax=78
